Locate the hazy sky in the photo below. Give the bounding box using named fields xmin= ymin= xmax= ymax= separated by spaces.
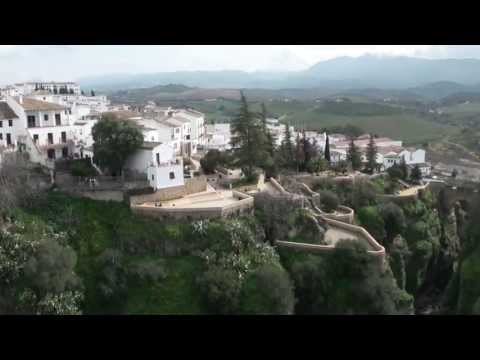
xmin=2 ymin=45 xmax=480 ymax=85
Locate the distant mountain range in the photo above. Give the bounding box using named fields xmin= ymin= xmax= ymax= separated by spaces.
xmin=80 ymin=55 xmax=480 ymax=101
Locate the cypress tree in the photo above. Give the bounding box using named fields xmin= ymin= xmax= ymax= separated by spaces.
xmin=230 ymin=92 xmax=265 ymax=178
xmin=324 ymin=134 xmax=331 ymax=163
xmin=280 ymin=122 xmax=295 ymax=170
xmin=365 ymin=134 xmax=378 ymax=174
xmin=347 ymin=137 xmax=362 ymax=171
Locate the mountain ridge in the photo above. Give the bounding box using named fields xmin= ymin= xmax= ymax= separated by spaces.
xmin=80 ymin=55 xmax=480 ymax=93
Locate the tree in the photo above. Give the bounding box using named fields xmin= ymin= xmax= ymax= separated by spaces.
xmin=0 ymin=217 xmax=83 ymax=315
xmin=410 ymin=165 xmax=422 ymax=183
xmin=239 ymin=264 xmax=295 ymax=314
xmin=288 ymin=240 xmax=413 ymax=314
xmin=230 ymin=92 xmax=266 ymax=178
xmin=399 ymin=157 xmax=408 ymax=180
xmin=379 ymin=202 xmax=406 ymax=242
xmin=346 ymin=137 xmax=362 ymax=171
xmin=259 ymin=103 xmax=277 ymax=177
xmin=92 ymin=114 xmax=144 ymax=176
xmin=260 ymin=103 xmax=275 ymax=157
xmin=387 ymin=163 xmax=404 ymax=181
xmin=357 ymin=206 xmax=386 ymax=241
xmin=320 ymin=190 xmax=339 ymax=213
xmin=200 ymin=149 xmax=228 ymax=174
xmin=295 ymin=132 xmax=305 ymax=173
xmin=324 ymin=134 xmax=331 ymax=163
xmin=23 ymin=239 xmax=79 ymax=298
xmin=365 ymin=134 xmax=378 ymax=174
xmin=279 ymin=122 xmax=295 ymax=170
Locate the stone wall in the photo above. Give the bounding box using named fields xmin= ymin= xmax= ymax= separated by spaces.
xmin=276 ymin=213 xmax=386 ymax=268
xmin=130 ymin=176 xmax=207 ymax=205
xmin=131 ymin=190 xmax=254 ymax=222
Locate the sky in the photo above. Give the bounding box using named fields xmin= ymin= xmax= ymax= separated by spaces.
xmin=2 ymin=45 xmax=480 ymax=85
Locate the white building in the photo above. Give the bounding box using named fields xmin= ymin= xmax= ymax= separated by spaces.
xmin=124 ymin=142 xmax=184 ymax=191
xmin=5 ymin=95 xmax=77 ymax=160
xmin=205 ymin=123 xmax=231 ymax=151
xmin=266 ymin=123 xmax=296 ymax=148
xmin=399 ymin=149 xmax=426 ymax=165
xmin=15 ymin=82 xmax=81 ymax=96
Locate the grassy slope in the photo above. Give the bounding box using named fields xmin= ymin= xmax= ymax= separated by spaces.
xmin=23 ymin=192 xmax=208 ymax=315
xmin=125 ymin=255 xmax=206 ymax=314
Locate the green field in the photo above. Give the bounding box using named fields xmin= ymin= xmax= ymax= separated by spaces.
xmin=439 ymin=101 xmax=480 ymax=115
xmin=183 ymin=98 xmax=456 ymax=145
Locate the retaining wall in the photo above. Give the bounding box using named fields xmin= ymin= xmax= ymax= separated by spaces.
xmin=129 ymin=176 xmax=207 ymax=205
xmin=276 ymin=212 xmax=385 ymax=267
xmin=131 ymin=190 xmax=254 ymax=221
xmin=299 ymin=182 xmax=355 ymax=224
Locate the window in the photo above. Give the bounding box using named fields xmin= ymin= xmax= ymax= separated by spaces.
xmin=44 ymin=114 xmax=49 ymax=121
xmin=27 ymin=116 xmax=36 ymax=128
xmin=151 ymin=174 xmax=154 ymax=181
xmin=6 ymin=133 xmax=11 ymax=146
xmin=175 ymin=128 xmax=180 ymax=133
xmin=8 ymin=120 xmax=12 ymax=127
xmin=0 ymin=134 xmax=2 ymax=140
xmin=33 ymin=134 xmax=38 ymax=143
xmin=48 ymin=133 xmax=53 ymax=144
xmin=156 ymin=153 xmax=160 ymax=165
xmin=0 ymin=121 xmax=2 ymax=127
xmin=62 ymin=147 xmax=68 ymax=158
xmin=61 ymin=131 xmax=67 ymax=143
xmin=55 ymin=114 xmax=61 ymax=125
xmin=169 ymin=172 xmax=175 ymax=179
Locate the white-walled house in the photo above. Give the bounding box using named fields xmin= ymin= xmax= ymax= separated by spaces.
xmin=399 ymin=149 xmax=426 ymax=165
xmin=124 ymin=142 xmax=184 ymax=190
xmin=6 ymin=95 xmax=76 ymax=160
xmin=16 ymin=82 xmax=81 ymax=96
xmin=0 ymin=102 xmax=19 ymax=149
xmin=205 ymin=123 xmax=231 ymax=151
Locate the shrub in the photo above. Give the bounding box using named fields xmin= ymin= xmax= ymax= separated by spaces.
xmin=239 ymin=264 xmax=295 ymax=314
xmin=320 ymin=190 xmax=339 ymax=213
xmin=71 ymin=160 xmax=96 ymax=178
xmin=197 ymin=266 xmax=241 ymax=314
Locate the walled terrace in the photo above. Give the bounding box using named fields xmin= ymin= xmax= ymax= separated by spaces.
xmin=267 ymin=177 xmax=385 ymax=265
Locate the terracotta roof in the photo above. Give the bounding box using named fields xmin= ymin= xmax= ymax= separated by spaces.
xmin=0 ymin=102 xmax=18 ymax=120
xmin=14 ymin=97 xmax=66 ymax=111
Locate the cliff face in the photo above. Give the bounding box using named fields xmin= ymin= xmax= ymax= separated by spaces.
xmin=388 ymin=197 xmax=464 ymax=314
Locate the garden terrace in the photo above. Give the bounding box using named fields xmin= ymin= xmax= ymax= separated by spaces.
xmin=131 ymin=189 xmax=253 ymax=221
